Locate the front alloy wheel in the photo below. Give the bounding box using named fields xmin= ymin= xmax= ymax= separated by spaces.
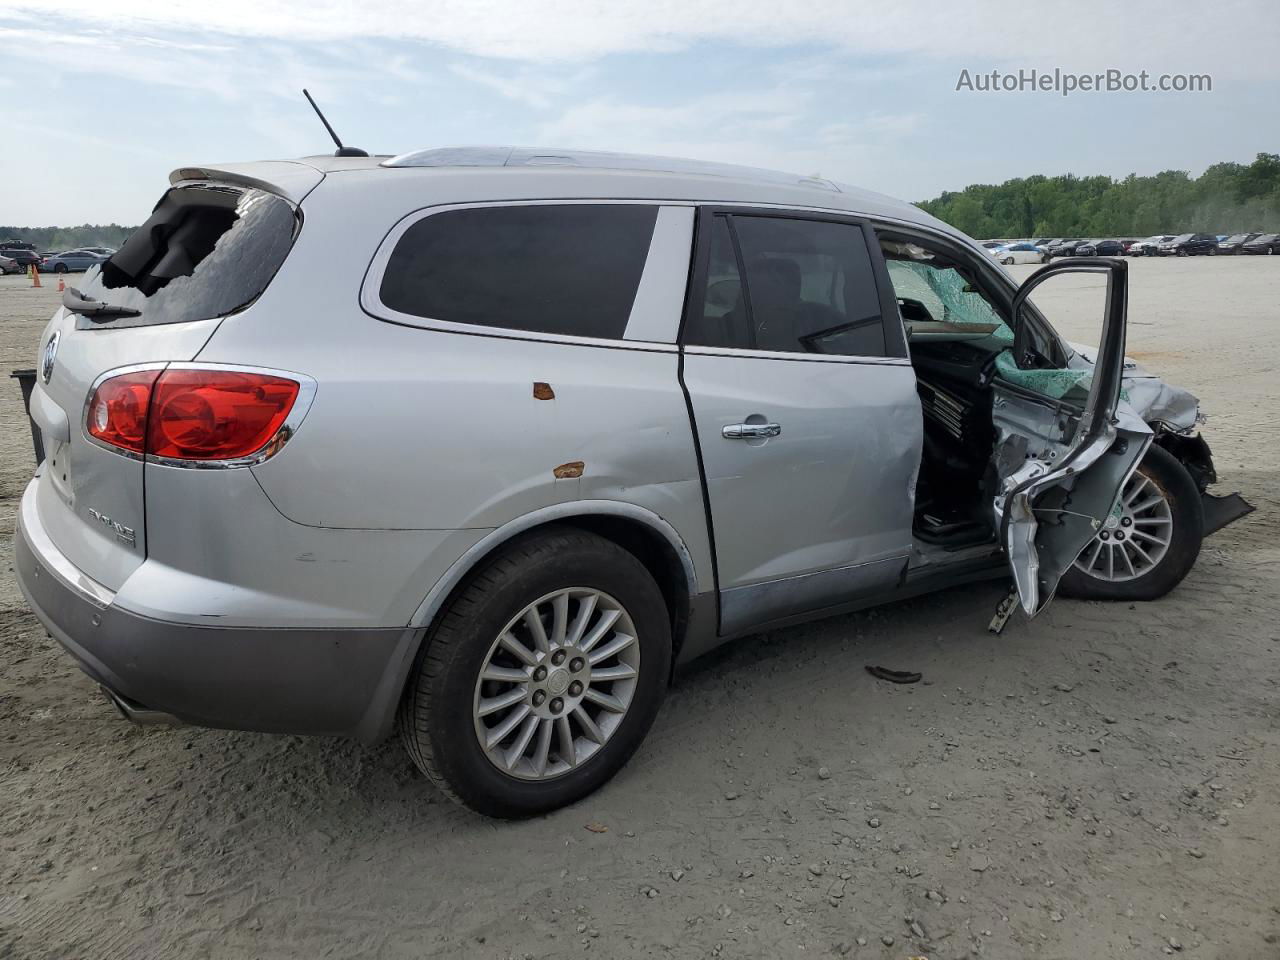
xmin=1072 ymin=470 xmax=1172 ymax=582
xmin=1059 ymin=444 xmax=1203 ymax=601
xmin=473 ymin=588 xmax=639 ymax=780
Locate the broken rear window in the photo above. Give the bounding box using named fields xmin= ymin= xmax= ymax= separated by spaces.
xmin=76 ymin=184 xmax=299 ymax=328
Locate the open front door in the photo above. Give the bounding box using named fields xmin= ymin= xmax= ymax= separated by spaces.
xmin=994 ymin=258 xmax=1152 ymax=616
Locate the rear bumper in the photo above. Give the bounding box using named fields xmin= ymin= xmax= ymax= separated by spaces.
xmin=14 ymin=482 xmax=417 ymax=743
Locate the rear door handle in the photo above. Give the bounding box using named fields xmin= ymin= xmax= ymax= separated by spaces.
xmin=722 ymin=422 xmax=781 ymax=440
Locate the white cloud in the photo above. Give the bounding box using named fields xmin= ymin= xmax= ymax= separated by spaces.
xmin=5 ymin=0 xmax=1275 ymax=74
xmin=448 ymin=62 xmax=593 ymax=110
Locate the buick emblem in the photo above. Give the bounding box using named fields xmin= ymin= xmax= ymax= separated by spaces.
xmin=41 ymin=330 xmax=60 ymax=384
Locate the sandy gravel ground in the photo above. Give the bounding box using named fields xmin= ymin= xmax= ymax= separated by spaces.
xmin=1 ymin=256 xmax=1277 ymax=960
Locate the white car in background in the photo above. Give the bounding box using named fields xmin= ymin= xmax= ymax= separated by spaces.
xmin=989 ymin=242 xmax=1049 ymax=265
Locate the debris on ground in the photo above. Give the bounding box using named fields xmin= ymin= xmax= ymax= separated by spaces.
xmin=866 ymin=665 xmax=922 ymax=684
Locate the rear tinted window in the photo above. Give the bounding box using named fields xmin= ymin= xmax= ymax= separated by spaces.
xmin=379 ymin=204 xmax=658 ymax=339
xmin=78 ymin=184 xmax=298 ymax=328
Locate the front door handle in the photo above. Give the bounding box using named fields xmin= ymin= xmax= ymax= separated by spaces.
xmin=722 ymin=422 xmax=781 ymax=440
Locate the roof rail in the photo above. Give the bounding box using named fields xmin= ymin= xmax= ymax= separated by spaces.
xmin=381 ymin=146 xmax=841 ymax=192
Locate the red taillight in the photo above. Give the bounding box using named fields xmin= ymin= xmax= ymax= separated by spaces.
xmin=87 ymin=370 xmax=161 ymax=455
xmin=86 ymin=369 xmax=301 ymax=462
xmin=148 ymin=371 xmax=300 ymax=460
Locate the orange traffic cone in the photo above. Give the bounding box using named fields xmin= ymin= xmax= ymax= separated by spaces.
xmin=31 ymin=263 xmax=41 ymax=288
xmin=57 ymin=275 xmax=65 ymax=293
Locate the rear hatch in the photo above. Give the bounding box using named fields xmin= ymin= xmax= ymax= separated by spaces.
xmin=28 ymin=179 xmax=303 ymax=590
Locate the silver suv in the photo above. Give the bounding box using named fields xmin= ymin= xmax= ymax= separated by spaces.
xmin=15 ymin=147 xmax=1251 ymax=816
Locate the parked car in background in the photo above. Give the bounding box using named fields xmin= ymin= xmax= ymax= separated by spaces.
xmin=0 ymin=254 xmax=23 ymax=275
xmin=1133 ymin=235 xmax=1173 ymax=256
xmin=1240 ymin=233 xmax=1280 ymax=255
xmin=1158 ymin=233 xmax=1219 ymax=256
xmin=1076 ymin=239 xmax=1126 ymax=257
xmin=14 ymin=147 xmax=1252 ymax=817
xmin=40 ymin=249 xmax=109 ymax=273
xmin=990 ymin=242 xmax=1048 ymax=264
xmin=1048 ymin=239 xmax=1085 ymax=257
xmin=1217 ymin=233 xmax=1260 ymax=254
xmin=0 ymin=245 xmax=43 ymax=269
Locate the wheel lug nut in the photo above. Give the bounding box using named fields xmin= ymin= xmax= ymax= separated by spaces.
xmin=1100 ymin=531 xmax=1110 ymax=540
xmin=532 ymin=690 xmax=547 ymax=707
xmin=570 ymin=657 xmax=585 ymax=673
xmin=1115 ymin=531 xmax=1125 ymax=540
xmin=551 ymin=650 xmax=566 ymax=666
xmin=1121 ymin=517 xmax=1132 ymax=527
xmin=569 ymin=680 xmax=583 ymax=696
xmin=550 ymin=697 xmax=564 ymax=715
xmin=533 ymin=666 xmax=547 ymax=681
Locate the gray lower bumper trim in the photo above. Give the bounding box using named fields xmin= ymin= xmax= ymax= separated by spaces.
xmin=103 ymin=686 xmax=183 ymax=726
xmin=1202 ymin=492 xmax=1254 ymax=538
xmin=15 ymin=518 xmax=415 ymax=742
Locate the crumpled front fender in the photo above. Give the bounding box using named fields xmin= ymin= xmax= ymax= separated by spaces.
xmin=1066 ymin=341 xmax=1201 ymax=433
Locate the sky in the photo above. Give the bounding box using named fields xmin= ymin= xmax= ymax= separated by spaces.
xmin=1 ymin=1 xmax=1277 ymax=225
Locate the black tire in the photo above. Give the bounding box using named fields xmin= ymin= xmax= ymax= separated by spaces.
xmin=1058 ymin=443 xmax=1204 ymax=602
xmin=398 ymin=526 xmax=672 ymax=817
xmin=1208 ymin=247 xmax=1217 ymax=256
xmin=1002 ymin=257 xmax=1014 ymax=266
xmin=54 ymin=263 xmax=68 ymax=273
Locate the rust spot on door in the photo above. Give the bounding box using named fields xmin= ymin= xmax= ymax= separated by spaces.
xmin=553 ymin=461 xmax=584 ymax=479
xmin=533 ymin=381 xmax=555 ymax=400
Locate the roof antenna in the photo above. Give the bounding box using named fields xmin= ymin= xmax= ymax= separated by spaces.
xmin=302 ymin=88 xmax=369 ymax=158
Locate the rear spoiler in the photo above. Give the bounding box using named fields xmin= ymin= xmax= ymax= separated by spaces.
xmin=168 ymin=160 xmax=324 ymax=205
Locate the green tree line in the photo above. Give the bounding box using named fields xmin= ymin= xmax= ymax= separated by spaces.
xmin=1 ymin=224 xmax=137 ymax=254
xmin=917 ymin=152 xmax=1280 ymax=239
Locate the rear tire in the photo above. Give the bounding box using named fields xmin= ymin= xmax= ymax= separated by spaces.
xmin=398 ymin=526 xmax=672 ymax=817
xmin=1002 ymin=257 xmax=1014 ymax=265
xmin=1058 ymin=444 xmax=1203 ymax=602
xmin=54 ymin=263 xmax=68 ymax=273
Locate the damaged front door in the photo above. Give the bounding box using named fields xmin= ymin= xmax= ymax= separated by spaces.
xmin=994 ymin=258 xmax=1152 ymax=616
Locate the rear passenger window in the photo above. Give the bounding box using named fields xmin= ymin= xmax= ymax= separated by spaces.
xmin=380 ymin=204 xmax=658 ymax=339
xmin=685 ymin=214 xmax=888 ymax=357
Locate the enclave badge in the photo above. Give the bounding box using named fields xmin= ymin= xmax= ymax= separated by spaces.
xmin=87 ymin=508 xmax=136 ymax=548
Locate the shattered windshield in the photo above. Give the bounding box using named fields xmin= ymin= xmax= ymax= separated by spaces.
xmin=881 ymin=240 xmax=1096 ymax=402
xmin=882 ymin=250 xmax=1013 ymax=342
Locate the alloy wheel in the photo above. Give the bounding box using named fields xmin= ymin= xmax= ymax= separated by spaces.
xmin=1072 ymin=470 xmax=1173 ymax=582
xmin=472 ymin=588 xmax=640 ymax=781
